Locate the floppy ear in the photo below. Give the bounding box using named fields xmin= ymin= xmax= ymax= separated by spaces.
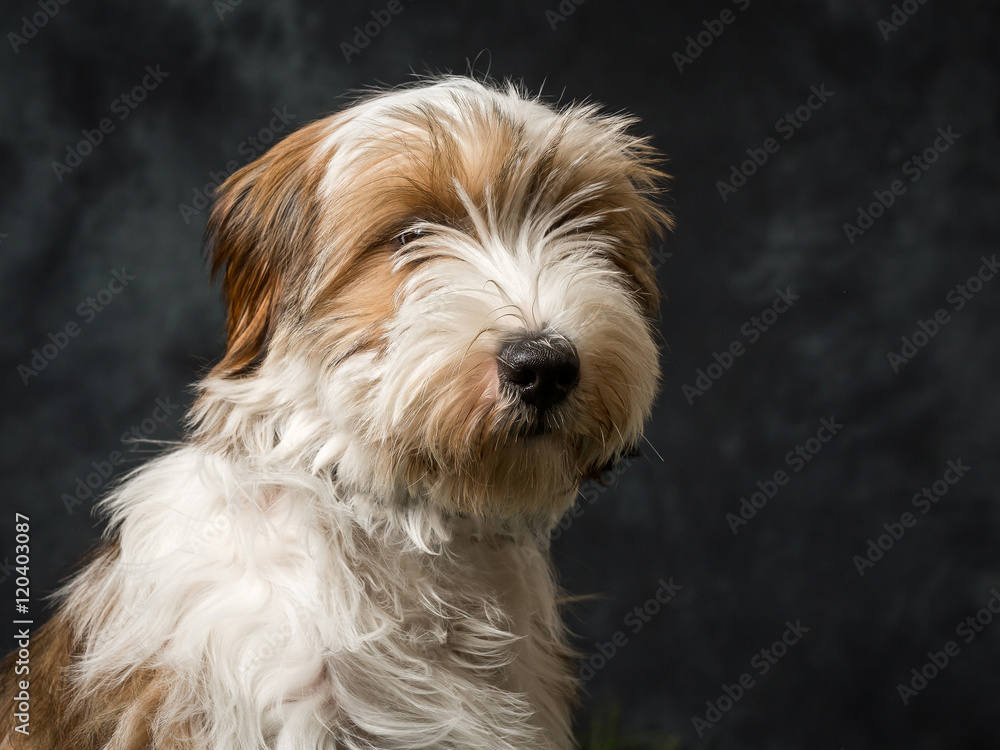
xmin=601 ymin=151 xmax=673 ymax=323
xmin=205 ymin=120 xmax=330 ymax=378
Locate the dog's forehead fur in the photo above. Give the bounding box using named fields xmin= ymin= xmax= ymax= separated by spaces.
xmin=207 ymin=77 xmax=668 ymax=378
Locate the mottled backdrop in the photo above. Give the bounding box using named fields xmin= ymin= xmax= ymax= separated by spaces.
xmin=1 ymin=1 xmax=998 ymax=747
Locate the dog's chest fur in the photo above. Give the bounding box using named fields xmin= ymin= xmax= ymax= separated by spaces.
xmin=55 ymin=447 xmax=575 ymax=749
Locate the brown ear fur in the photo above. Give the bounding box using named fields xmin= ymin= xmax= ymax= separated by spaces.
xmin=205 ymin=119 xmax=333 ymax=377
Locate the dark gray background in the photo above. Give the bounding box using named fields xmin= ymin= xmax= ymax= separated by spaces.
xmin=1 ymin=1 xmax=998 ymax=747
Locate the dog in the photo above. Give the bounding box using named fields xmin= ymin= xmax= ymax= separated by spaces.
xmin=1 ymin=76 xmax=669 ymax=749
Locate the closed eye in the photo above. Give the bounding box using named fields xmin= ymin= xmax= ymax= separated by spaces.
xmin=397 ymin=227 xmax=429 ymax=246
xmin=390 ymin=224 xmax=445 ymax=269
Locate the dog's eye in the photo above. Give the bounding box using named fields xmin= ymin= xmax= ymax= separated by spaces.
xmin=396 ymin=227 xmax=428 ymax=246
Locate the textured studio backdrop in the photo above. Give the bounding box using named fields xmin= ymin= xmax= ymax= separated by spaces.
xmin=1 ymin=1 xmax=999 ymax=747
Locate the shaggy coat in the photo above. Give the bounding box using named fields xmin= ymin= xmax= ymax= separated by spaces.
xmin=1 ymin=77 xmax=668 ymax=749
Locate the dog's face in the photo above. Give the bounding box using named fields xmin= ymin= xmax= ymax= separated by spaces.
xmin=203 ymin=78 xmax=668 ymax=519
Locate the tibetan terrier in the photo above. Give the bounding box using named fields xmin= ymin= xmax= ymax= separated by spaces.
xmin=1 ymin=77 xmax=669 ymax=749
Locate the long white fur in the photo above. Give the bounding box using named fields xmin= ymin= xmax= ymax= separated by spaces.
xmin=55 ymin=78 xmax=661 ymax=749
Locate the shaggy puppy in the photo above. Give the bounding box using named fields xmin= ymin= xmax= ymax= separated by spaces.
xmin=1 ymin=77 xmax=669 ymax=749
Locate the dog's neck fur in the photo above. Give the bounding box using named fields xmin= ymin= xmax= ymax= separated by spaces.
xmin=56 ymin=373 xmax=577 ymax=749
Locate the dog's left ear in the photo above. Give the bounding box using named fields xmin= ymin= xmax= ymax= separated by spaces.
xmin=205 ymin=120 xmax=331 ymax=378
xmin=607 ymin=161 xmax=673 ymax=323
xmin=584 ymin=122 xmax=672 ymax=322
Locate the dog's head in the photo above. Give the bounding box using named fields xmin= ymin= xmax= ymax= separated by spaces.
xmin=200 ymin=77 xmax=669 ymax=520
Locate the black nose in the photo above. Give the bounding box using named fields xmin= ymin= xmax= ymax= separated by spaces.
xmin=497 ymin=334 xmax=580 ymax=412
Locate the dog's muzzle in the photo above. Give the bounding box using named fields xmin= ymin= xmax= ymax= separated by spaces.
xmin=497 ymin=333 xmax=580 ymax=413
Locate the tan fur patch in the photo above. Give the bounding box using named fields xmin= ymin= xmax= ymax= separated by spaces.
xmin=207 ymin=118 xmax=337 ymax=378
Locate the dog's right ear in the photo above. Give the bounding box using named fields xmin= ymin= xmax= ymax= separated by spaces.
xmin=205 ymin=120 xmax=331 ymax=378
